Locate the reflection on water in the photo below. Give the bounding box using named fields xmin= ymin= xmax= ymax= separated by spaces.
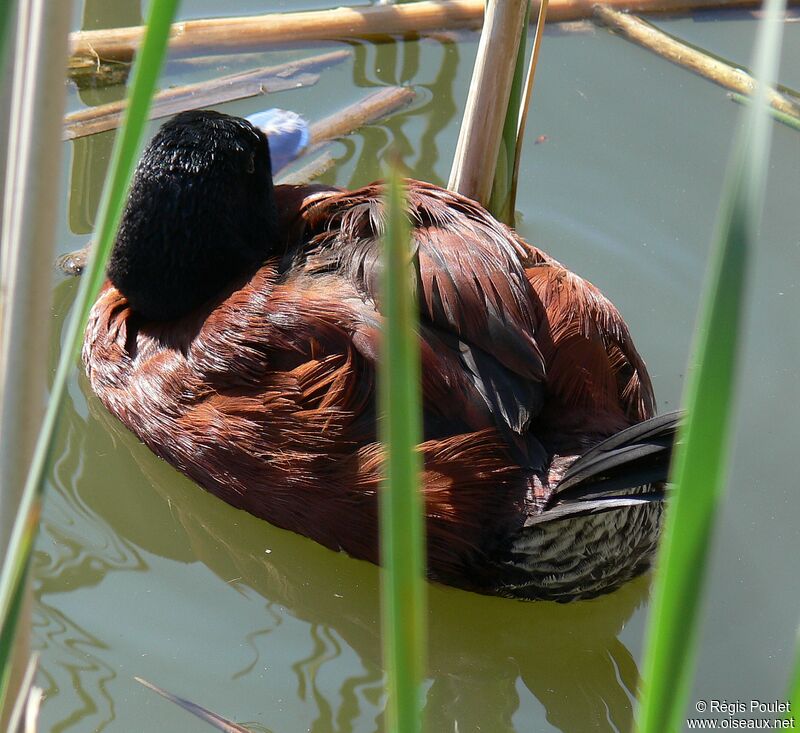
xmin=343 ymin=35 xmax=460 ymax=187
xmin=33 ymin=601 xmax=116 ymax=733
xmin=137 ymin=421 xmax=646 ymax=732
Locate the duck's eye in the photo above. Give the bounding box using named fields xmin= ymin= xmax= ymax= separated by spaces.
xmin=245 ymin=153 xmax=255 ymax=174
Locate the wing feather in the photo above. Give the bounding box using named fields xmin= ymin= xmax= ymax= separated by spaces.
xmin=287 ymin=180 xmax=547 ymax=436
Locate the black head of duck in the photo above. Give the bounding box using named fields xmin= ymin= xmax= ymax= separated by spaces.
xmin=107 ymin=110 xmax=278 ymax=321
xmin=84 ymin=109 xmax=679 ymax=601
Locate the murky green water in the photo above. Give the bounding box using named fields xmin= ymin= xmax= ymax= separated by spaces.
xmin=36 ymin=2 xmax=800 ymax=730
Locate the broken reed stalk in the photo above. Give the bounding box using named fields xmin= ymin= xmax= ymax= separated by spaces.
xmin=68 ymin=0 xmax=781 ymax=65
xmin=509 ymin=0 xmax=550 ymax=216
xmin=63 ymin=49 xmax=350 ymax=141
xmin=593 ymin=5 xmax=800 ymax=122
xmin=448 ymin=0 xmax=529 ymax=206
xmin=69 ymin=57 xmax=130 ymax=89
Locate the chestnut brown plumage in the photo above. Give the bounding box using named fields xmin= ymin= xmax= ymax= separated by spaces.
xmin=84 ymin=110 xmax=679 ymax=601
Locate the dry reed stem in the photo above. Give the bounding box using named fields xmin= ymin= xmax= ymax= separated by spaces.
xmin=69 ymin=57 xmax=130 ymax=88
xmin=309 ymin=86 xmax=416 ymax=145
xmin=593 ymin=5 xmax=800 ymax=120
xmin=6 ymin=654 xmax=38 ymax=733
xmin=0 ymin=0 xmax=73 ymax=723
xmin=276 ymin=150 xmax=336 ymax=185
xmin=22 ymin=687 xmax=43 ymax=733
xmin=63 ymin=49 xmax=350 ymax=141
xmin=69 ymin=49 xmax=281 ymax=90
xmin=69 ymin=47 xmax=339 ymax=89
xmin=68 ymin=0 xmax=781 ymax=64
xmin=448 ymin=0 xmax=529 ymax=204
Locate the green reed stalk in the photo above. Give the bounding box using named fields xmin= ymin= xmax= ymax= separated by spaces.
xmin=636 ymin=1 xmax=786 ymax=730
xmin=728 ymin=92 xmax=800 ymax=131
xmin=487 ymin=0 xmax=530 ymax=225
xmin=789 ymin=629 xmax=800 ymax=722
xmin=0 ymin=0 xmax=12 ymax=63
xmin=509 ymin=0 xmax=549 ymax=223
xmin=379 ymin=169 xmax=427 ymax=733
xmin=0 ymin=0 xmax=180 ymax=712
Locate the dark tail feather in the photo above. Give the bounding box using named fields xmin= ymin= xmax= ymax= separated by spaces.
xmin=535 ymin=411 xmax=683 ymax=521
xmin=527 ymin=492 xmax=666 ymax=524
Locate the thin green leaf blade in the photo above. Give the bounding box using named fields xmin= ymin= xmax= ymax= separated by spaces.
xmin=488 ymin=0 xmax=530 ymax=225
xmin=379 ymin=169 xmax=426 ymax=733
xmin=0 ymin=0 xmax=180 ymax=710
xmin=788 ymin=628 xmax=800 ymax=721
xmin=0 ymin=542 xmax=32 ymax=710
xmin=0 ymin=0 xmax=12 ymax=67
xmin=636 ymin=1 xmax=786 ymax=730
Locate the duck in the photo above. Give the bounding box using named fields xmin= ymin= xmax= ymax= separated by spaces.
xmin=83 ymin=109 xmax=679 ymax=601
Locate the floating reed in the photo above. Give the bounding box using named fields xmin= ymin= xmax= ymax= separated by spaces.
xmin=308 ymin=85 xmax=416 ymax=146
xmin=594 ymin=5 xmax=800 ymax=122
xmin=449 ymin=0 xmax=529 ymax=206
xmin=69 ymin=48 xmax=299 ymax=90
xmin=276 ymin=150 xmax=335 ymax=185
xmin=64 ymin=49 xmax=350 ymax=141
xmin=68 ymin=0 xmax=780 ymax=64
xmin=69 ymin=57 xmax=130 ymax=89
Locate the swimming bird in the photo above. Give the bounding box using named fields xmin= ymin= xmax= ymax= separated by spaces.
xmin=83 ymin=110 xmax=679 ymax=601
